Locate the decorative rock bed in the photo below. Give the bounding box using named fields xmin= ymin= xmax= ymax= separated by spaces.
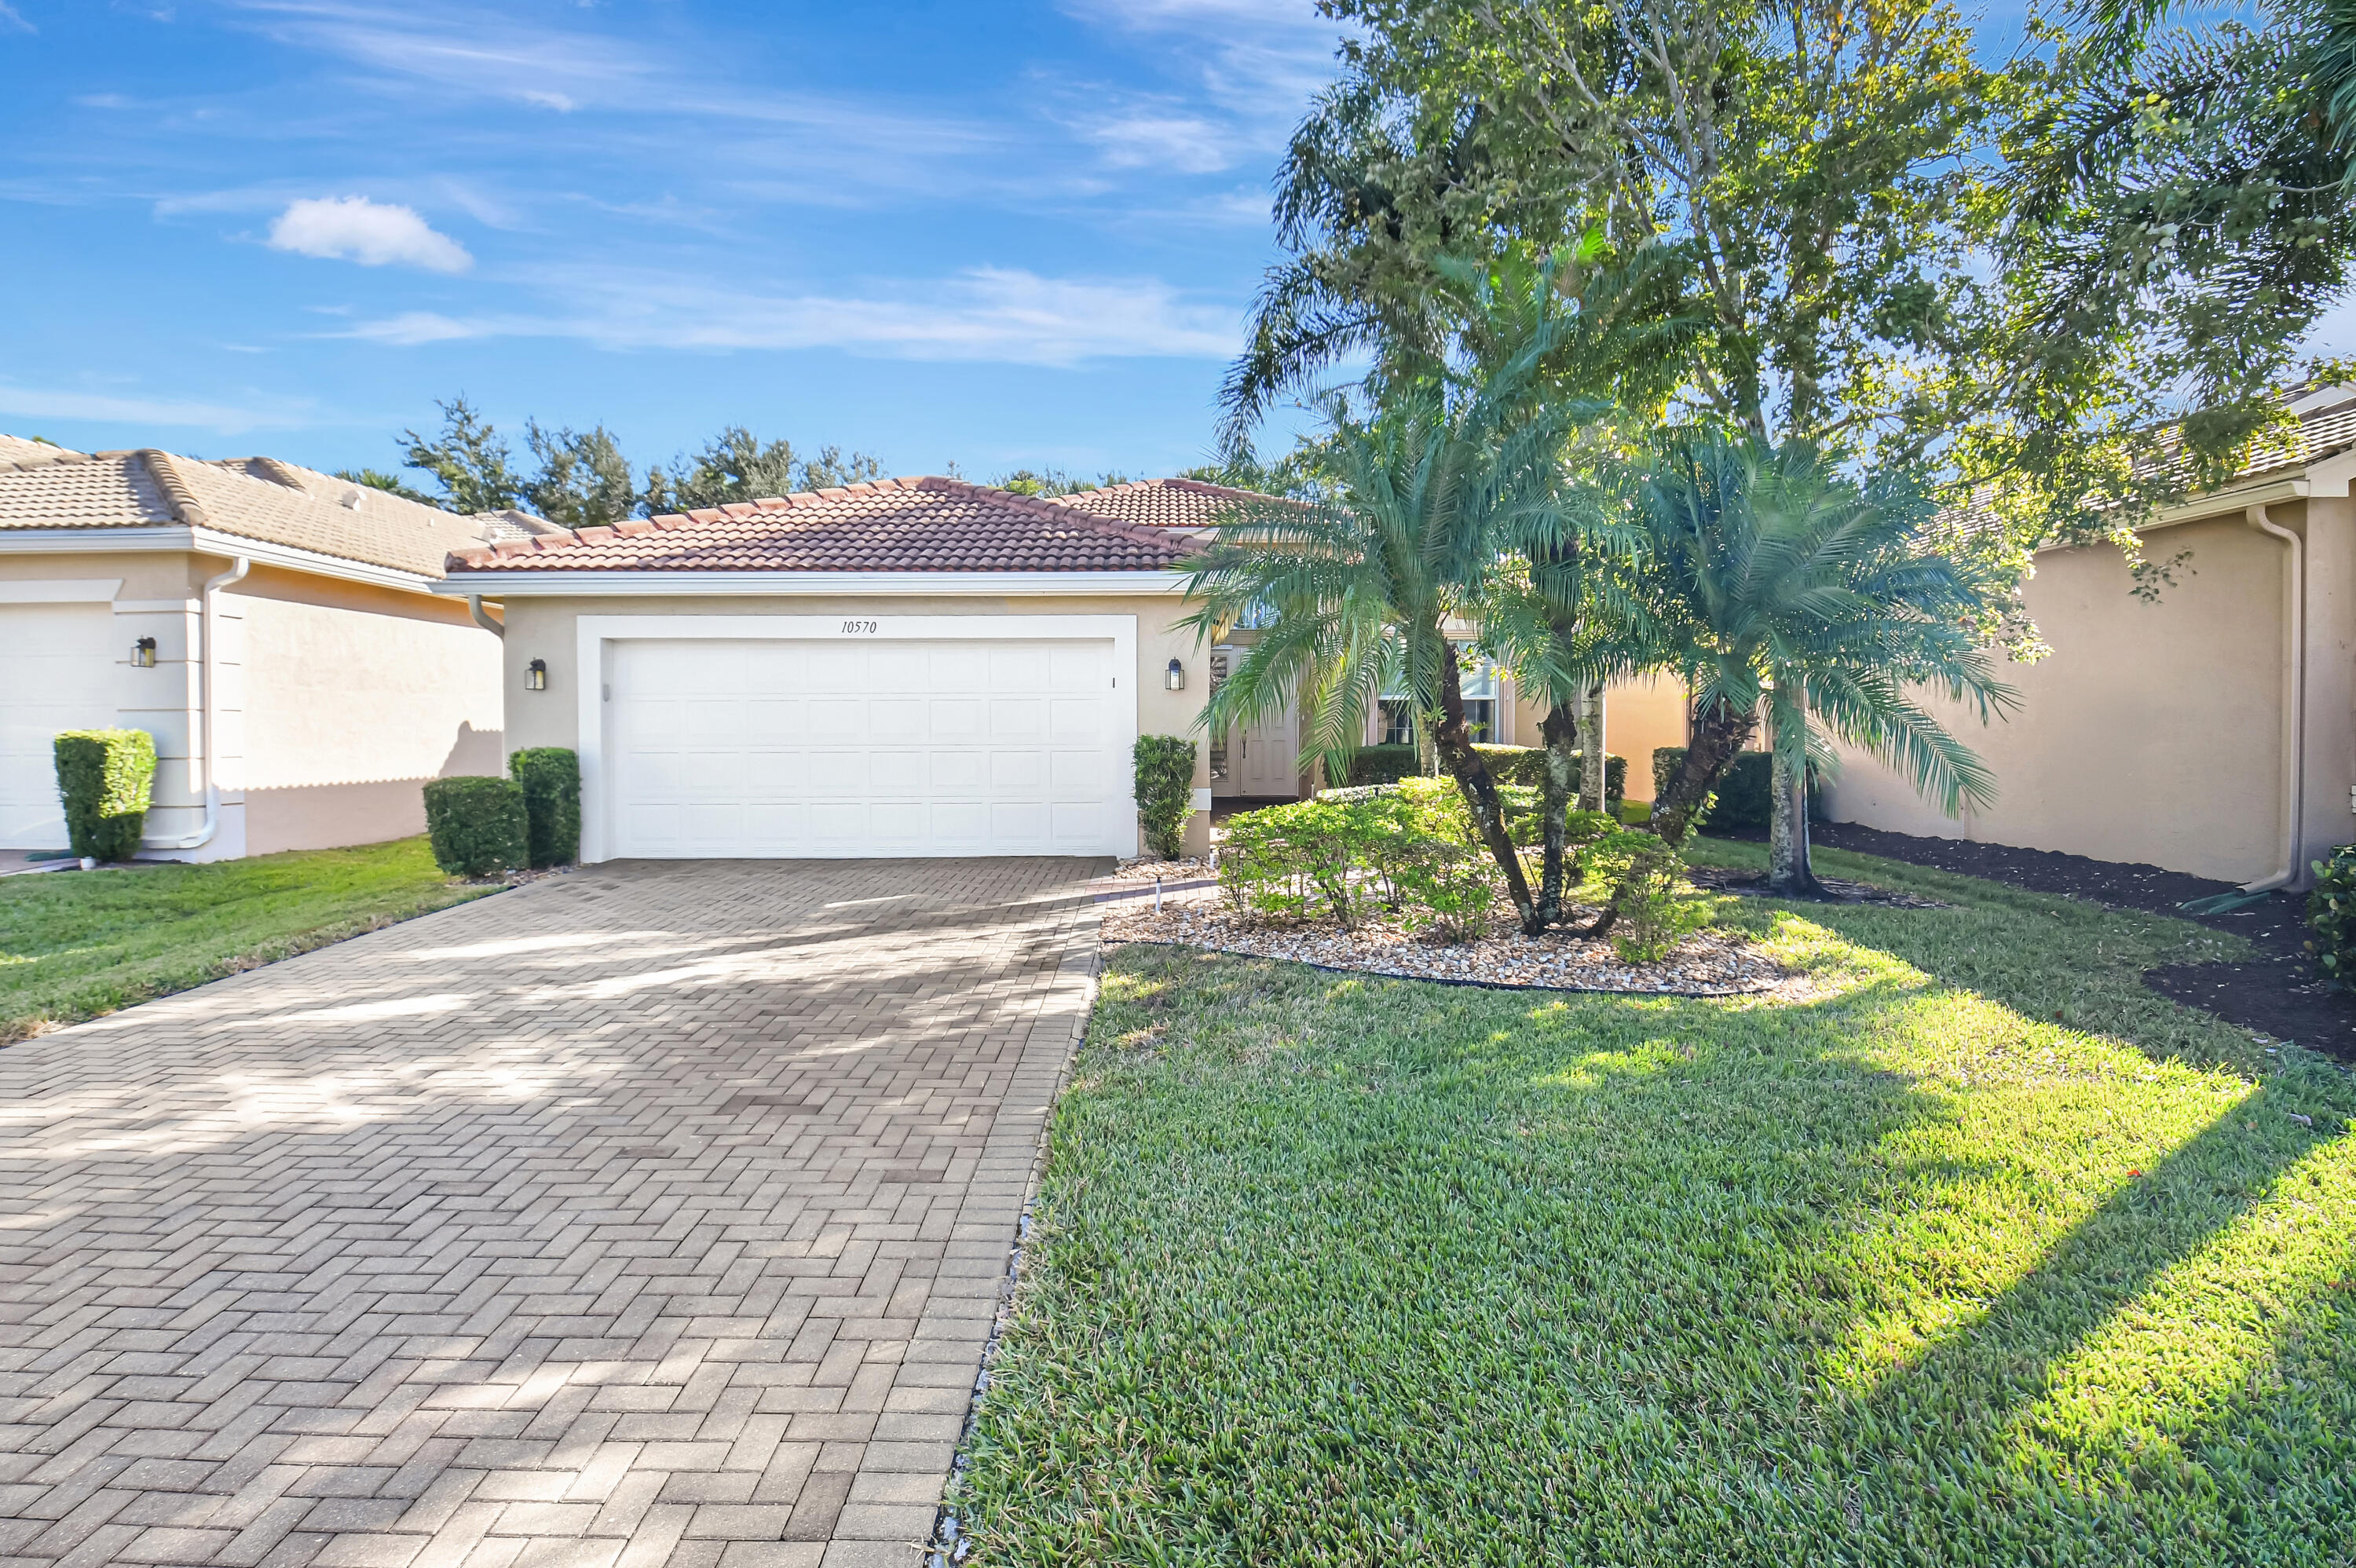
xmin=1101 ymin=887 xmax=1800 ymax=996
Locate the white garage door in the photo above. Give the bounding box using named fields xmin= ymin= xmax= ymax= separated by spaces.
xmin=605 ymin=637 xmax=1129 ymax=857
xmin=0 ymin=603 xmax=118 ymax=846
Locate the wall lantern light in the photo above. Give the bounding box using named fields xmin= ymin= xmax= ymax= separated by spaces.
xmin=1165 ymin=657 xmax=1185 ymax=691
xmin=131 ymin=637 xmax=157 ymax=668
xmin=526 ymin=658 xmax=548 ymax=692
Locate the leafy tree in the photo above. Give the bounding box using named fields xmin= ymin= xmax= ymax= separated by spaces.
xmin=1617 ymin=428 xmax=2016 ymax=894
xmin=521 ymin=421 xmax=640 ymax=528
xmin=1184 ymin=331 xmax=1601 ymax=935
xmin=648 ymin=428 xmax=884 ymax=512
xmin=334 ymin=467 xmax=440 ymax=506
xmin=993 ymin=467 xmax=1129 ymax=497
xmin=400 ymin=397 xmax=523 ymax=514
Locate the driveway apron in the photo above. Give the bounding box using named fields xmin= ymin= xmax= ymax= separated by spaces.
xmin=0 ymin=857 xmax=1103 ymax=1568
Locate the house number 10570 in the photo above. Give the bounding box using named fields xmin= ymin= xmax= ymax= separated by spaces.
xmin=839 ymin=620 xmax=878 ymax=634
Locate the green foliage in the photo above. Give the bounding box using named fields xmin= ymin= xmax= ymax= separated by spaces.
xmin=1349 ymin=744 xmax=1626 ymax=802
xmin=1344 ymin=744 xmax=1424 ymax=785
xmin=401 ymin=395 xmax=522 ymax=514
xmin=1580 ymin=829 xmax=1704 ymax=962
xmin=51 ymin=729 xmax=155 ymax=862
xmin=993 ymin=467 xmax=1131 ymax=497
xmin=507 ymin=748 xmax=581 ymax=869
xmin=953 ymin=851 xmax=2351 ymax=1562
xmin=1132 ymin=736 xmax=1198 ymax=859
xmin=1653 ymin=747 xmax=1775 ymax=833
xmin=421 ymin=777 xmax=528 ymax=879
xmin=522 ymin=422 xmax=639 ymax=528
xmin=2306 ymin=844 xmax=2356 ymax=989
xmin=0 ymin=838 xmax=492 ymax=1043
xmin=647 ymin=428 xmax=882 ymax=514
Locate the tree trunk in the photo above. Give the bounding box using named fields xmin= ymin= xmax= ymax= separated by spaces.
xmin=1432 ymin=642 xmax=1542 ymax=934
xmin=1536 ymin=697 xmax=1579 ymax=925
xmin=1648 ymin=695 xmax=1758 ymax=847
xmin=1579 ymin=681 xmax=1607 ymax=812
xmin=1765 ymin=693 xmax=1822 ymax=897
xmin=1416 ymin=708 xmax=1439 ymax=777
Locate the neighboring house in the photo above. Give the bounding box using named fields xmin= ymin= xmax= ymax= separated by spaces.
xmin=0 ymin=435 xmax=505 ymax=859
xmin=1827 ymin=386 xmax=2356 ymax=887
xmin=438 ymin=474 xmax=1687 ymax=866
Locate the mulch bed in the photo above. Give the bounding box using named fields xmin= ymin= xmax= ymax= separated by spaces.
xmin=1685 ymin=864 xmax=1950 ymax=909
xmin=1791 ymin=821 xmax=2355 ymax=1058
xmin=1102 ymin=888 xmax=1797 ymax=997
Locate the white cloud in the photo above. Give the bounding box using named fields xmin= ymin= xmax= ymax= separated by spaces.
xmin=267 ymin=196 xmax=473 ymax=272
xmin=0 ymin=4 xmax=33 ymax=35
xmin=338 ymin=266 xmax=1238 ymax=366
xmin=1081 ymin=111 xmax=1235 ymax=174
xmin=0 ymin=384 xmax=311 ymax=433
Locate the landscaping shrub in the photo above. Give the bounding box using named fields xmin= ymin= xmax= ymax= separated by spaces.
xmin=2308 ymin=844 xmax=2356 ymax=989
xmin=508 ymin=747 xmax=581 ymax=868
xmin=1349 ymin=742 xmax=1625 ymax=800
xmin=1652 ymin=745 xmax=1774 ymax=832
xmin=1132 ymin=736 xmax=1198 ymax=859
xmin=52 ymin=729 xmax=156 ymax=862
xmin=422 ymin=777 xmax=528 ymax=879
xmin=1583 ymin=828 xmax=1707 ymax=962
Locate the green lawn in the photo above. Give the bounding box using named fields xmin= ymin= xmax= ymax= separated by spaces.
xmin=0 ymin=836 xmax=499 ymax=1042
xmin=953 ymin=841 xmax=2356 ymax=1565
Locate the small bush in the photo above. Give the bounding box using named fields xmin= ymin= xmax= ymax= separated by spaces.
xmin=1584 ymin=829 xmax=1707 ymax=962
xmin=508 ymin=747 xmax=581 ymax=868
xmin=423 ymin=777 xmax=528 ymax=879
xmin=1133 ymin=736 xmax=1198 ymax=859
xmin=1652 ymin=747 xmax=1773 ymax=832
xmin=1350 ymin=743 xmax=1625 ymax=801
xmin=53 ymin=729 xmax=156 ymax=861
xmin=1615 ymin=798 xmax=1653 ymax=827
xmin=2308 ymin=846 xmax=2356 ymax=989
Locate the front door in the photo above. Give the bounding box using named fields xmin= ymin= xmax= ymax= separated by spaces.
xmin=1237 ymin=707 xmax=1297 ymax=796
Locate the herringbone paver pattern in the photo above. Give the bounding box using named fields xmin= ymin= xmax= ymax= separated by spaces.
xmin=0 ymin=858 xmax=1103 ymax=1568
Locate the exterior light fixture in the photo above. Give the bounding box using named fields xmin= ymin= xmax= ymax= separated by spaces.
xmin=526 ymin=658 xmax=548 ymax=692
xmin=1165 ymin=657 xmax=1185 ymax=690
xmin=131 ymin=637 xmax=157 ymax=668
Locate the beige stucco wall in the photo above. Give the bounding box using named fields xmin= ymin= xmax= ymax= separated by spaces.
xmin=0 ymin=550 xmax=503 ymax=860
xmin=492 ymin=592 xmax=1214 ymax=857
xmin=1505 ymin=674 xmax=1691 ymax=800
xmin=236 ymin=566 xmax=504 ymax=856
xmin=1821 ymin=508 xmax=2305 ymax=883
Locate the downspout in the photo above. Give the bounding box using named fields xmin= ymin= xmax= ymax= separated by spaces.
xmin=466 ymin=594 xmax=504 ymax=639
xmin=143 ymin=556 xmax=251 ymax=853
xmin=2241 ymin=503 xmax=2306 ymax=893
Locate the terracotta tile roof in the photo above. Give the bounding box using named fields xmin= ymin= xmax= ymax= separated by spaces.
xmin=0 ymin=440 xmax=491 ymax=578
xmin=444 ymin=476 xmax=1195 ymax=574
xmin=1048 ymin=476 xmax=1302 ymax=531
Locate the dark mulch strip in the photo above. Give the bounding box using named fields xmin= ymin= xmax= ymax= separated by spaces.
xmin=1758 ymin=821 xmax=2356 ymax=1058
xmin=1686 ymin=864 xmax=1949 ymax=909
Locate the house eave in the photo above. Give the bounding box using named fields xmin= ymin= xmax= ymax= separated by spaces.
xmin=430 ymin=569 xmax=1194 ymax=598
xmin=0 ymin=524 xmax=444 ymax=594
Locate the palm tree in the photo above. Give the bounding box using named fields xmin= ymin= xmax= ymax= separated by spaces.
xmin=1182 ymin=345 xmax=1592 ymax=935
xmin=1620 ymin=428 xmax=2018 ymax=896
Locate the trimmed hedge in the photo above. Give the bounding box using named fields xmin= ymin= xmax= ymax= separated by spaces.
xmin=509 ymin=747 xmax=581 ymax=868
xmin=2309 ymin=845 xmax=2356 ymax=989
xmin=53 ymin=729 xmax=156 ymax=862
xmin=1652 ymin=746 xmax=1774 ymax=832
xmin=1348 ymin=743 xmax=1626 ymax=802
xmin=1133 ymin=736 xmax=1198 ymax=859
xmin=423 ymin=777 xmax=529 ymax=879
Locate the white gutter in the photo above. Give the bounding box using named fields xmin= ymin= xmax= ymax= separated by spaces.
xmin=466 ymin=594 xmax=504 ymax=638
xmin=430 ymin=569 xmax=1192 ymax=598
xmin=2241 ymin=503 xmax=2306 ymax=893
xmin=0 ymin=524 xmax=441 ymax=594
xmin=143 ymin=555 xmax=249 ymax=853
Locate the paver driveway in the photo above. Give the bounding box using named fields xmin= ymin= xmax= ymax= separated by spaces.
xmin=0 ymin=857 xmax=1105 ymax=1568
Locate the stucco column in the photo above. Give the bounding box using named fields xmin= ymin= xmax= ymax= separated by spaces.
xmin=2301 ymin=495 xmax=2356 ymax=878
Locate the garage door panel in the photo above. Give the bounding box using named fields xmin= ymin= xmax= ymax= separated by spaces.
xmin=2 ymin=605 xmax=118 ymax=846
xmin=607 ymin=636 xmax=1127 ymax=858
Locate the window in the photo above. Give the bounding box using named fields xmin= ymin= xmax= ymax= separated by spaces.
xmin=1462 ymin=700 xmax=1494 ymax=742
xmin=1380 ymin=644 xmax=1497 ymax=744
xmin=1208 ymin=650 xmax=1231 ymax=781
xmin=1378 ymin=700 xmax=1414 ymax=746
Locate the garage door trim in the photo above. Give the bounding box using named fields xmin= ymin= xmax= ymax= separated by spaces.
xmin=575 ymin=613 xmax=1139 ymax=863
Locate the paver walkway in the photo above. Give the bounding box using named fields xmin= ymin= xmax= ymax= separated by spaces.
xmin=0 ymin=857 xmax=1105 ymax=1568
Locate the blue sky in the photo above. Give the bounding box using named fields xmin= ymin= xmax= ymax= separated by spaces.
xmin=0 ymin=0 xmax=1346 ymax=483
